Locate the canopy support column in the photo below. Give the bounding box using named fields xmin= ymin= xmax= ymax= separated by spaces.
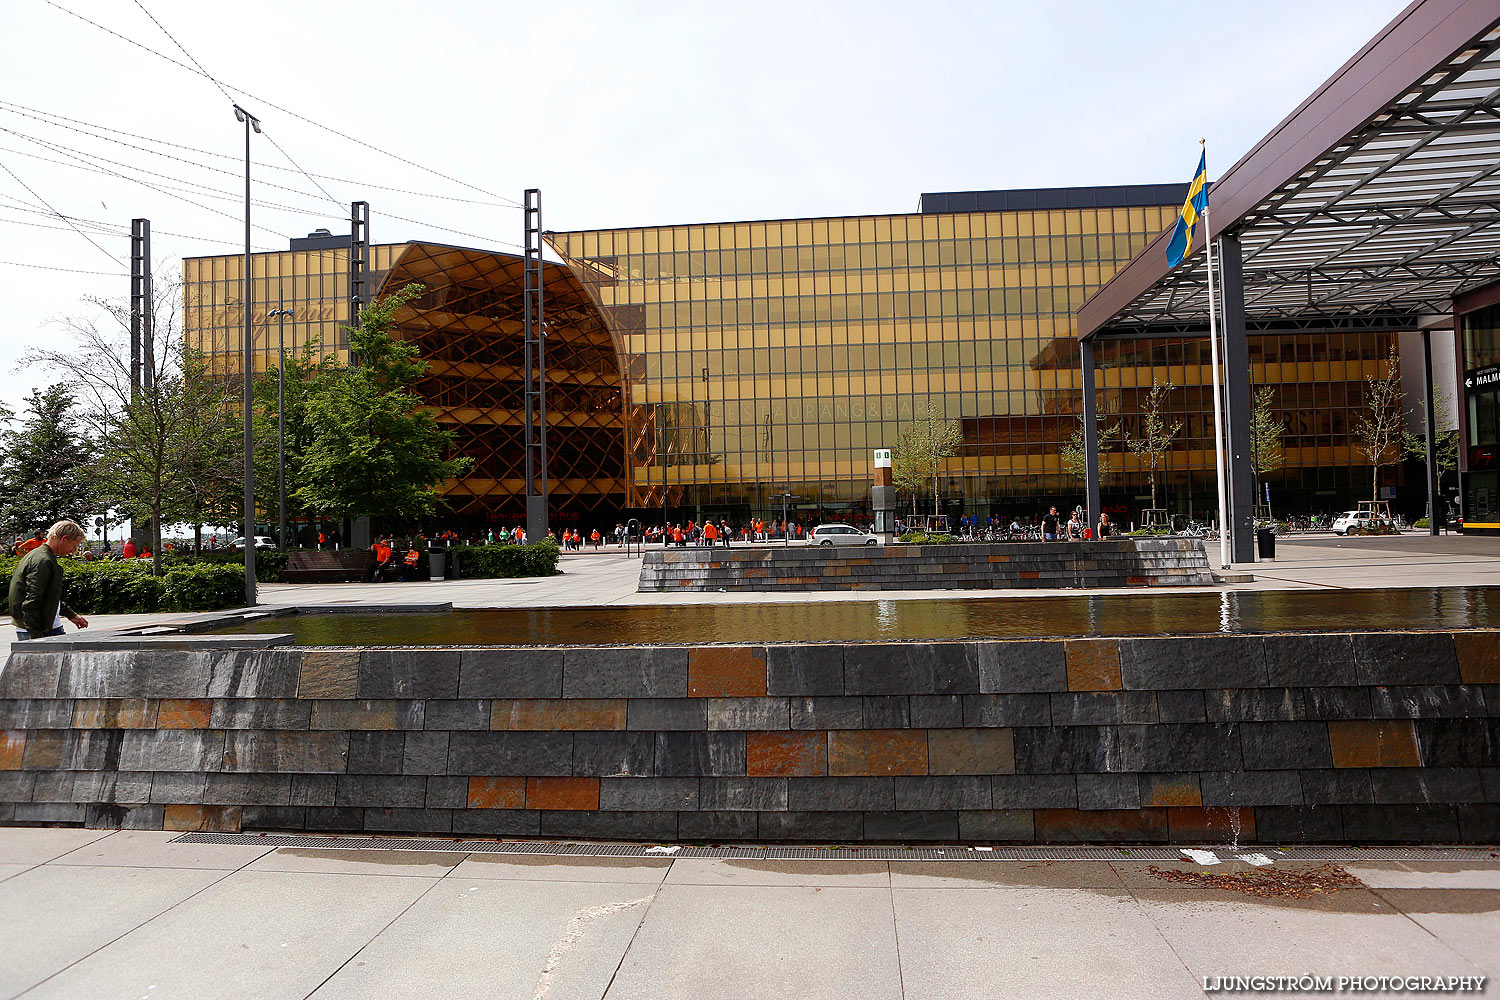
xmin=1219 ymin=233 xmax=1256 ymax=562
xmin=1080 ymin=338 xmax=1101 ymax=532
xmin=1422 ymin=328 xmax=1441 ymax=535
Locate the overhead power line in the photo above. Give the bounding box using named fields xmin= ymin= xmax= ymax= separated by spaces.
xmin=0 ymin=259 xmax=127 ymax=276
xmin=46 ymin=0 xmax=525 ymax=208
xmin=0 ymin=156 xmax=125 ymax=268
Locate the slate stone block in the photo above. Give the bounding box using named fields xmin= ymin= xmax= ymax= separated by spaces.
xmin=927 ymin=729 xmax=1014 ymax=775
xmin=162 ymin=804 xmax=240 ymax=832
xmin=1013 ymin=726 xmax=1145 ymax=774
xmin=765 ymin=646 xmax=843 ymax=696
xmin=1167 ymin=806 xmax=1255 ymax=843
xmin=599 ymin=777 xmax=699 ymax=811
xmin=892 ymin=775 xmax=990 ymax=810
xmin=220 ymin=731 xmax=348 ymax=773
xmin=1139 ymin=723 xmax=1242 ymax=772
xmin=572 ymin=732 xmax=655 ymax=777
xmin=1329 ymin=720 xmax=1422 ymax=768
xmin=678 ymin=811 xmax=758 ymax=841
xmin=210 ymin=699 xmax=311 ymax=730
xmin=1199 ymin=770 xmax=1303 ymax=807
xmin=910 ymin=696 xmax=963 ymax=729
xmin=0 ymin=772 xmax=36 ymax=802
xmin=19 ymin=730 xmax=64 ymax=770
xmin=627 ymin=699 xmax=707 ymax=731
xmin=1482 ymin=767 xmax=1500 ymax=803
xmin=240 ymin=805 xmax=306 ymax=831
xmin=1138 ymin=773 xmax=1203 ymax=808
xmin=150 ymin=772 xmax=205 ymax=804
xmin=60 ymin=729 xmax=126 ymax=770
xmin=828 ymin=730 xmax=926 ymax=776
xmin=1414 ymin=718 xmax=1500 ymax=767
xmin=1370 ymin=686 xmax=1486 ymax=719
xmin=0 ymin=652 xmax=62 ymax=698
xmin=1238 ymin=721 xmax=1331 ymax=770
xmin=1341 ymin=804 xmax=1459 ymax=842
xmin=786 ymin=776 xmax=893 ymax=811
xmin=1119 ymin=636 xmax=1267 ymax=690
xmin=60 ymin=651 xmax=209 ymax=699
xmin=11 ymin=802 xmax=86 ymax=824
xmin=654 ymin=732 xmax=746 ymax=776
xmin=539 ymin=810 xmax=677 ymax=841
xmin=706 ymin=698 xmax=790 ymax=731
xmin=309 ymin=700 xmax=406 ymax=731
xmin=1263 ymin=634 xmax=1358 ymax=686
xmin=525 ymin=777 xmax=599 ymax=811
xmin=1033 ymin=807 xmax=1167 ymax=842
xmin=492 ymin=699 xmax=625 ymax=731
xmin=1368 ymin=767 xmax=1484 ymax=804
xmin=359 ymin=650 xmax=460 ymax=699
xmin=1154 ymin=690 xmax=1207 ymax=723
xmin=746 ymin=731 xmax=826 ymax=778
xmin=1457 ymin=804 xmax=1500 ymax=842
xmin=789 ymin=696 xmax=863 ymax=730
xmin=447 ymin=732 xmax=575 ymax=776
xmin=1299 ymin=769 xmax=1373 ymax=805
xmin=57 ymin=771 xmax=154 ymax=805
xmin=958 ymin=809 xmax=1034 ymax=842
xmin=119 ymin=730 xmax=224 ymax=772
xmin=459 ymin=649 xmax=563 ymax=698
xmin=1050 ymin=692 xmax=1157 ymax=726
xmin=698 ymin=777 xmax=788 ymax=811
xmin=203 ymin=773 xmax=292 ymax=806
xmin=424 ymin=700 xmax=491 ymax=731
xmin=72 ymin=695 xmax=160 ymax=730
xmin=204 ymin=650 xmax=302 ymax=699
xmin=757 ymin=811 xmax=863 ymax=842
xmin=336 ymin=774 xmax=428 ymax=808
xmin=1354 ymin=633 xmax=1460 ymax=686
xmin=0 ymin=699 xmax=74 ymax=729
xmin=466 ymin=776 xmax=525 ymax=809
xmin=1204 ymin=689 xmax=1306 ymax=722
xmin=298 ymin=651 xmax=360 ymax=699
xmin=563 ymin=648 xmax=688 ymax=699
xmin=1303 ymin=688 xmax=1372 ymax=720
xmin=88 ymin=803 xmax=166 ymax=830
xmin=346 ymin=732 xmax=406 ymax=774
xmin=863 ymin=810 xmax=958 ymax=842
xmin=1064 ymin=640 xmax=1122 ymax=692
xmin=858 ymin=697 xmax=910 ymax=729
xmin=961 ymin=694 xmax=1050 ymax=727
xmin=451 ymin=810 xmax=542 ymax=837
xmin=1076 ymin=773 xmax=1140 ymax=810
xmin=403 ymin=732 xmax=450 ymax=775
xmin=303 ymin=807 xmax=365 ymax=832
xmin=975 ymin=641 xmax=1067 ymax=693
xmin=687 ymin=646 xmax=767 ymax=698
xmin=843 ymin=642 xmax=976 ymax=695
xmin=290 ymin=774 xmax=337 ymax=806
xmin=364 ymin=808 xmax=451 ymax=834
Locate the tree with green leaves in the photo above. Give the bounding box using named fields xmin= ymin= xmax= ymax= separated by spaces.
xmin=295 ymin=285 xmax=473 ymax=521
xmin=1060 ymin=418 xmax=1122 ymax=483
xmin=0 ymin=384 xmax=98 ymax=538
xmin=1249 ymin=385 xmax=1285 ymax=502
xmin=1402 ymin=381 xmax=1459 ymax=485
xmin=251 ymin=339 xmax=340 ymax=544
xmin=1354 ymin=346 xmax=1404 ymax=502
xmin=1126 ymin=379 xmax=1181 ymax=512
xmin=890 ymin=400 xmax=963 ymax=516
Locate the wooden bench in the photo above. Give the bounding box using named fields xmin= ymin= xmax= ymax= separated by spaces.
xmin=282 ymin=550 xmax=373 ymax=583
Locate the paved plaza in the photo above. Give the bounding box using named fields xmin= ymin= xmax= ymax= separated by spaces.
xmin=0 ymin=829 xmax=1496 ymax=1000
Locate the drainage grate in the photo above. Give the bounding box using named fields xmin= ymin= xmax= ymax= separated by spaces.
xmin=169 ymin=833 xmax=1499 ymax=863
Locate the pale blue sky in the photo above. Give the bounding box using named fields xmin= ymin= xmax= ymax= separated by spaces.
xmin=1 ymin=0 xmax=1409 ymax=415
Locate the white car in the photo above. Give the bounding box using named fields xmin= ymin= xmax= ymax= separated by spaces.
xmin=228 ymin=535 xmax=276 ymax=549
xmin=1331 ymin=512 xmax=1389 ymax=535
xmin=811 ymin=523 xmax=881 ymax=546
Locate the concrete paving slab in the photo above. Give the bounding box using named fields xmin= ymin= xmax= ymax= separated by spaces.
xmin=0 ymin=863 xmax=33 ymax=883
xmin=889 ymin=860 xmax=1126 ymax=890
xmin=448 ymin=853 xmax=672 ymax=884
xmin=663 ymin=857 xmax=890 ymax=888
xmin=1346 ymin=862 xmax=1500 ymax=889
xmin=604 ymin=883 xmax=903 ymax=1000
xmin=1373 ymin=889 xmax=1500 ymax=978
xmin=1130 ymin=886 xmax=1487 ymax=980
xmin=0 ymin=863 xmax=224 ymax=999
xmin=50 ymin=830 xmax=275 ymax=870
xmin=308 ymin=877 xmax=654 ymax=1000
xmin=18 ymin=870 xmax=437 ymax=1000
xmin=892 ymin=886 xmax=1203 ymax=1000
xmin=0 ymin=827 xmax=112 ymax=865
xmin=246 ymin=847 xmax=467 ymax=878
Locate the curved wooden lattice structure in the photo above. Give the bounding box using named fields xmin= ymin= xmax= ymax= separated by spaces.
xmin=374 ymin=242 xmax=628 ymax=519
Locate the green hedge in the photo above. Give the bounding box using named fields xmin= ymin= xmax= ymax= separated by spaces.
xmin=897 ymin=532 xmax=958 ymax=544
xmin=166 ymin=549 xmax=292 ymax=583
xmin=449 ymin=540 xmax=560 ymax=579
xmin=0 ymin=556 xmax=246 ymax=615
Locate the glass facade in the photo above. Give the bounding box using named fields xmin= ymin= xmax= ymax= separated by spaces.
xmin=1461 ymin=300 xmax=1500 ymax=530
xmin=549 ymin=202 xmax=1396 ymax=525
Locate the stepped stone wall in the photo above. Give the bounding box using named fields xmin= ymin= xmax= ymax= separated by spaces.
xmin=638 ymin=539 xmax=1216 ymax=592
xmin=1 ymin=631 xmax=1496 ymax=843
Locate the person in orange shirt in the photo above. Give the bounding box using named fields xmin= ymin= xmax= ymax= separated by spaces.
xmin=702 ymin=521 xmax=717 ymax=546
xmin=672 ymin=524 xmax=684 ymax=546
xmin=590 ymin=529 xmax=601 ymax=549
xmin=121 ymin=537 xmax=137 ymax=559
xmin=14 ymin=529 xmax=44 ymax=557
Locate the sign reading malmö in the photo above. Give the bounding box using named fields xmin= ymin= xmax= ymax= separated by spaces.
xmin=1465 ymin=365 xmax=1500 ymax=391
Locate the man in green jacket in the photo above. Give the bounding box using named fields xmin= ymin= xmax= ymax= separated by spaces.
xmin=9 ymin=519 xmax=89 ymax=640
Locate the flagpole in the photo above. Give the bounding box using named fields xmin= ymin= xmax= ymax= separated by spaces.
xmin=1201 ymin=139 xmax=1231 ymax=569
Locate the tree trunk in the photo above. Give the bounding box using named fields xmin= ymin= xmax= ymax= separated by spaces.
xmin=193 ymin=523 xmax=202 ymax=556
xmin=151 ymin=505 xmax=163 ymax=577
xmin=1372 ymin=463 xmax=1379 ymax=502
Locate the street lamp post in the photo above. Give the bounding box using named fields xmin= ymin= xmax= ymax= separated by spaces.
xmin=235 ymin=103 xmax=261 ymax=606
xmin=268 ymin=299 xmax=293 ymax=551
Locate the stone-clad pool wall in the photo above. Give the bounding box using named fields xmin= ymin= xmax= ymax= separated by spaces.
xmin=1 ymin=633 xmax=1497 ymax=843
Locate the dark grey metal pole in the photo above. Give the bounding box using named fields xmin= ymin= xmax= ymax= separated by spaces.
xmin=235 ymin=104 xmax=260 ymax=606
xmin=1422 ymin=328 xmax=1441 ymax=535
xmin=1218 ymin=233 xmax=1256 ymax=562
xmin=277 ymin=294 xmax=287 ymax=551
xmin=1080 ymin=338 xmax=1101 ymax=532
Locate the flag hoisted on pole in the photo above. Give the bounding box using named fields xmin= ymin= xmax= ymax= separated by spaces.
xmin=1168 ymin=142 xmax=1232 ymax=568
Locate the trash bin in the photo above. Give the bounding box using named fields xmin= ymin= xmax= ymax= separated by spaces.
xmin=1256 ymin=527 xmax=1276 ymax=560
xmin=428 ymin=548 xmax=446 ymax=581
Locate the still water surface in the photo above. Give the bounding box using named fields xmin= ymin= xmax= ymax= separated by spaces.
xmin=210 ymin=587 xmax=1500 ymax=646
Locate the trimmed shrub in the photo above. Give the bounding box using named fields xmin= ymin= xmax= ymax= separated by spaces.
xmin=897 ymin=532 xmax=958 ymax=544
xmin=1413 ymin=516 xmax=1431 ymax=528
xmin=449 ymin=540 xmax=561 ymax=579
xmin=163 ymin=563 xmax=246 ymax=611
xmin=163 ymin=548 xmax=294 ymax=583
xmin=60 ymin=561 xmax=164 ymax=615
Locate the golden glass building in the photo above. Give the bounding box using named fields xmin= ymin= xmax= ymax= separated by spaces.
xmin=182 ymin=186 xmax=1399 ymax=529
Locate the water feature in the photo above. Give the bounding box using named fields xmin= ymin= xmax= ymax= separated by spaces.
xmin=201 ymin=586 xmax=1500 ymax=646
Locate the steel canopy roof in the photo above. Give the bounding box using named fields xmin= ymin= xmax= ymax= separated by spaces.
xmin=1076 ymin=0 xmax=1500 ymax=339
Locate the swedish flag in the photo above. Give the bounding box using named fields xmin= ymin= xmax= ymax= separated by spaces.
xmin=1166 ymin=150 xmax=1209 ymax=267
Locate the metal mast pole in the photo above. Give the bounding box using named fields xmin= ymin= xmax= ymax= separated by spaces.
xmin=235 ymin=104 xmax=261 ymax=605
xmin=522 ymin=188 xmax=549 ymax=543
xmin=276 ymin=294 xmax=287 ymax=550
xmin=1202 ymin=154 xmax=1231 ymax=570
